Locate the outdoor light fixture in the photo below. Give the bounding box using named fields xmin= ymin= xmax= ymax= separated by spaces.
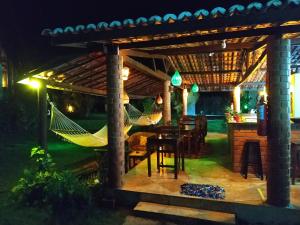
xmin=221 ymin=40 xmax=227 ymax=49
xmin=171 ymin=70 xmax=182 ymax=87
xmin=18 ymin=78 xmax=41 ymax=89
xmin=155 ymin=94 xmax=163 ymax=105
xmin=191 ymin=83 xmax=199 ymax=93
xmin=67 ymin=104 xmax=74 ymax=113
xmin=122 ymin=67 xmax=130 ymax=80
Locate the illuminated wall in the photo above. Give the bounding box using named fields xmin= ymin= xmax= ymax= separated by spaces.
xmin=187 ymin=92 xmax=198 ymax=115
xmin=292 ymin=73 xmax=300 ymax=118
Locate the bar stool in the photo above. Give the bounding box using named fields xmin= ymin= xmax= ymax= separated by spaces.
xmin=241 ymin=140 xmax=263 ymax=180
xmin=291 ymin=142 xmax=300 ymax=185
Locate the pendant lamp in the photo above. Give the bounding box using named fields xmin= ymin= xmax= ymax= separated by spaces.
xmin=171 ymin=70 xmax=182 ymax=87
xmin=191 ymin=83 xmax=199 ymax=93
xmin=156 ymin=94 xmax=163 ymax=105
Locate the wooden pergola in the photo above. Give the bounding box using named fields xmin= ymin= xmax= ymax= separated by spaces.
xmin=23 ymin=0 xmax=300 ymax=209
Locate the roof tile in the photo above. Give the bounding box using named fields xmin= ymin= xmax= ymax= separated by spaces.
xmin=163 ymin=14 xmax=177 ymax=23
xmin=41 ymin=2 xmax=299 ymax=37
xmin=135 ymin=17 xmax=148 ymax=26
xmin=194 ymin=9 xmax=209 ymax=20
xmin=178 ymin=11 xmax=193 ymax=22
xmin=149 ymin=15 xmax=162 ymax=25
xmin=210 ymin=7 xmax=226 ymax=18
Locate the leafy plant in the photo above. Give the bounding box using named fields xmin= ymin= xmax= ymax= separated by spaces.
xmin=224 ymin=106 xmax=234 ymax=116
xmin=11 ymin=147 xmax=90 ymax=224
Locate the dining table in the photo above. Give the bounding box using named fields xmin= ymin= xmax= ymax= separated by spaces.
xmin=146 ymin=131 xmax=185 ymax=179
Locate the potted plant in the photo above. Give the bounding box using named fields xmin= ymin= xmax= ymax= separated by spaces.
xmin=233 ymin=112 xmax=242 ymax=123
xmin=225 ymin=106 xmax=234 ymax=122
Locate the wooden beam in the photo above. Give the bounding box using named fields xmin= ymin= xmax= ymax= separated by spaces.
xmin=118 ymin=25 xmax=300 ymax=49
xmin=145 ymin=42 xmax=256 ymax=55
xmin=120 ymin=49 xmax=166 ymax=59
xmin=238 ymin=49 xmax=267 ymax=85
xmin=183 ymin=82 xmax=238 ymax=87
xmin=123 ymin=56 xmax=170 ymax=81
xmin=180 ymin=70 xmax=242 ymax=75
xmin=45 ymin=79 xmax=107 ymax=96
xmin=52 ymin=8 xmax=300 ymax=46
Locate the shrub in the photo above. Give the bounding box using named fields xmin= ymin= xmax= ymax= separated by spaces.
xmin=11 ymin=147 xmax=90 ymax=224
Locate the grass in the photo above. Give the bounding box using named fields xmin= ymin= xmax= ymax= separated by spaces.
xmin=0 ymin=117 xmax=227 ymax=225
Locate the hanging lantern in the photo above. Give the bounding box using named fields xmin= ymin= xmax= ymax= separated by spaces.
xmin=156 ymin=94 xmax=163 ymax=105
xmin=123 ymin=91 xmax=129 ymax=104
xmin=66 ymin=104 xmax=74 ymax=113
xmin=191 ymin=83 xmax=199 ymax=93
xmin=122 ymin=67 xmax=130 ymax=80
xmin=171 ymin=70 xmax=182 ymax=87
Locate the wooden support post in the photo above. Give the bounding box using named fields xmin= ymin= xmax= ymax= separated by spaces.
xmin=182 ymin=88 xmax=188 ymax=116
xmin=38 ymin=81 xmax=48 ymax=151
xmin=267 ymin=36 xmax=291 ymax=207
xmin=106 ymin=45 xmax=125 ymax=189
xmin=163 ymin=80 xmax=171 ymax=125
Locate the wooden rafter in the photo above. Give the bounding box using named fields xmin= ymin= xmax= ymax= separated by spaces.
xmin=145 ymin=42 xmax=256 ymax=55
xmin=119 ymin=25 xmax=300 ymax=49
xmin=180 ymin=70 xmax=241 ymax=75
xmin=238 ymin=49 xmax=267 ymax=85
xmin=120 ymin=49 xmax=166 ymax=59
xmin=123 ymin=56 xmax=170 ymax=81
xmin=45 ymin=79 xmax=106 ymax=96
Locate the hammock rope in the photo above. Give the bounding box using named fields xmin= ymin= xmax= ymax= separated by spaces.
xmin=49 ymin=101 xmax=162 ymax=147
xmin=127 ymin=102 xmax=162 ymax=126
xmin=49 ymin=102 xmax=132 ymax=147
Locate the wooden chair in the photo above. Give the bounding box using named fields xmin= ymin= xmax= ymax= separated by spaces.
xmin=126 ymin=132 xmax=156 ymax=169
xmin=192 ymin=115 xmax=207 ymax=153
xmin=178 ymin=116 xmax=195 ymax=155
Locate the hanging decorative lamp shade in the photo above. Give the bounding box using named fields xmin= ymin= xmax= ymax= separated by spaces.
xmin=122 ymin=67 xmax=130 ymax=80
xmin=123 ymin=91 xmax=129 ymax=104
xmin=171 ymin=70 xmax=182 ymax=87
xmin=156 ymin=94 xmax=163 ymax=105
xmin=191 ymin=83 xmax=199 ymax=93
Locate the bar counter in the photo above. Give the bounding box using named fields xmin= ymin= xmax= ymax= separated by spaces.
xmin=228 ymin=121 xmax=300 ymax=173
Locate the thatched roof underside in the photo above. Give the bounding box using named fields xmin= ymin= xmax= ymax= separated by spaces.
xmin=30 ymin=52 xmax=164 ymax=97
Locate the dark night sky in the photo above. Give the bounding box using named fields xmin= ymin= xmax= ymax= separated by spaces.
xmin=0 ymin=0 xmax=267 ymax=72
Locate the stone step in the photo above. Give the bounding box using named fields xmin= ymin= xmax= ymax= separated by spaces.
xmin=133 ymin=201 xmax=236 ymax=225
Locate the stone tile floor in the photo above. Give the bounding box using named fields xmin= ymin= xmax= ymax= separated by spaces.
xmin=122 ymin=133 xmax=300 ymax=208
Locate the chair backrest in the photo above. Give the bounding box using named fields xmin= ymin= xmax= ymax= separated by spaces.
xmin=156 ymin=125 xmax=179 ymax=137
xmin=127 ymin=132 xmax=156 ymax=147
xmin=195 ymin=115 xmax=207 ymax=136
xmin=178 ymin=116 xmax=195 ymax=129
